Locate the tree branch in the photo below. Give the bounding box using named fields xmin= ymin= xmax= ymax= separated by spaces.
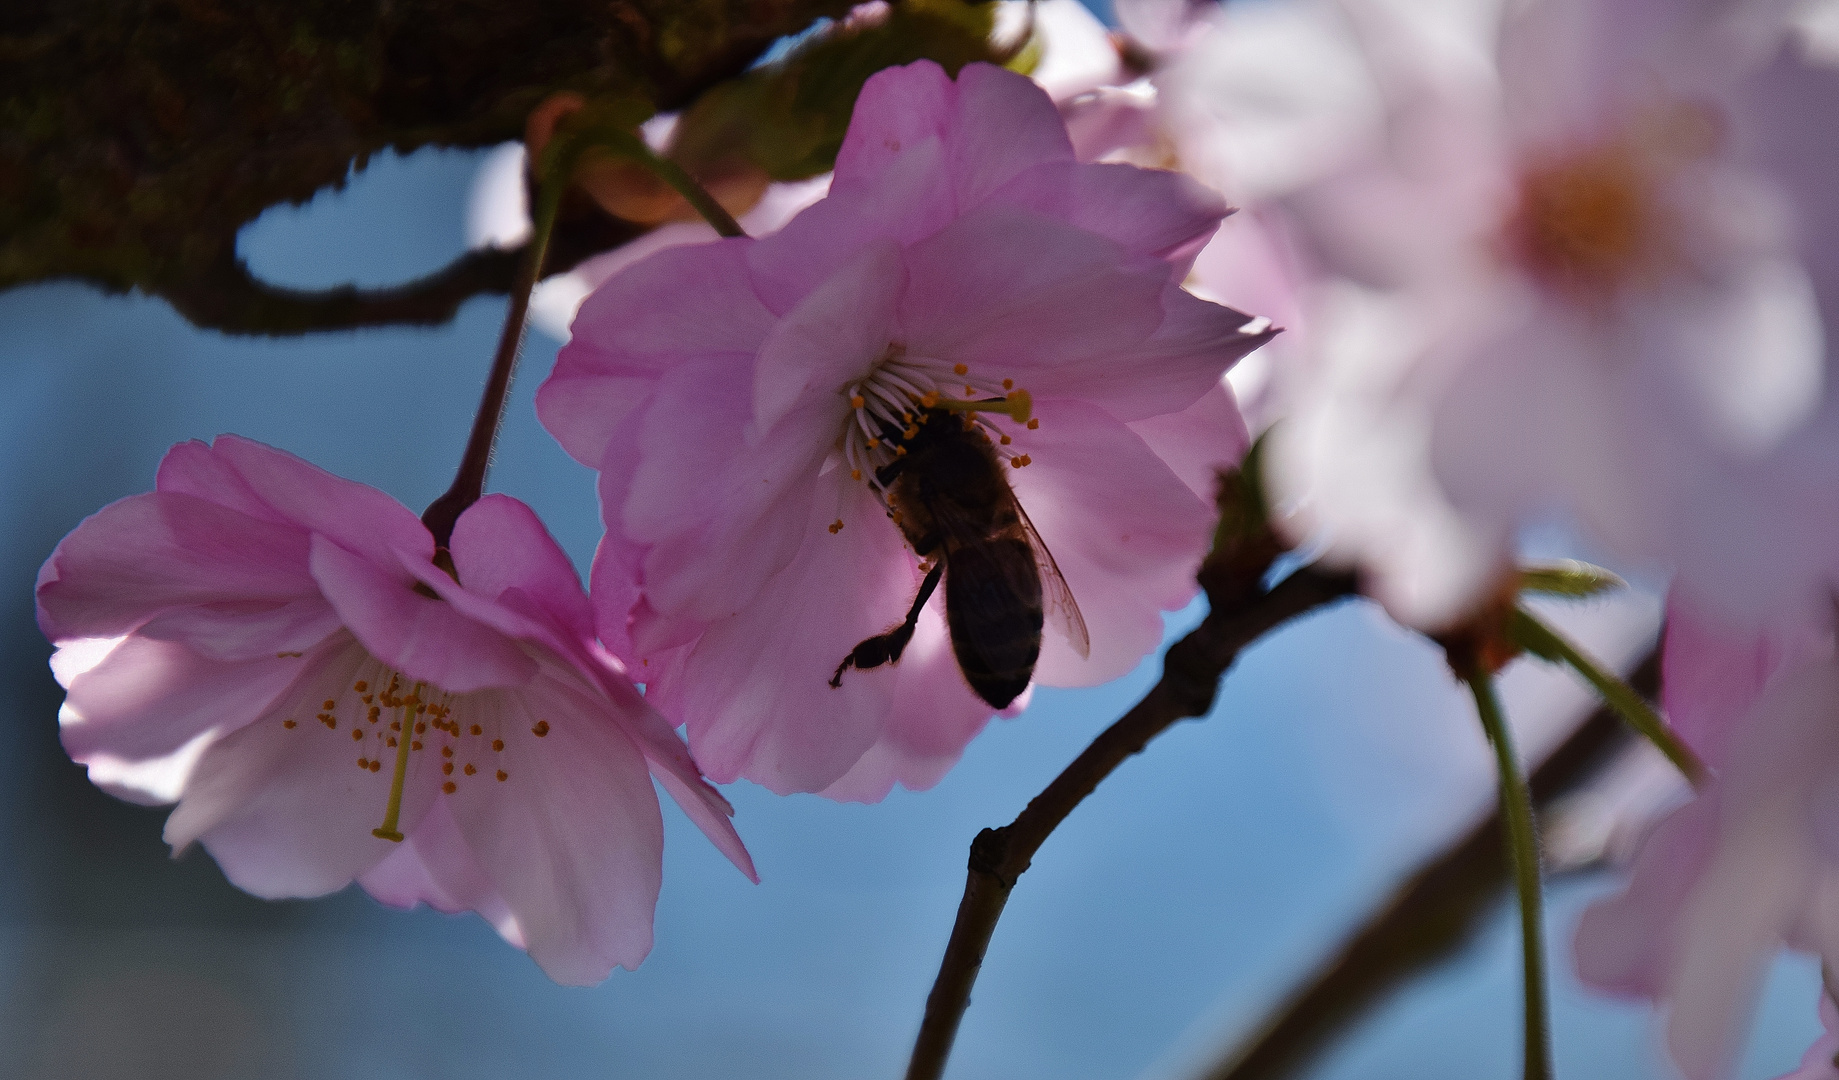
xmin=903 ymin=563 xmax=1361 ymax=1080
xmin=1192 ymin=649 xmax=1657 ymax=1080
xmin=153 ymin=205 xmax=638 ymax=336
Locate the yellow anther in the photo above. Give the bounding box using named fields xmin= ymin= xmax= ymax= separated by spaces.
xmin=851 ymin=469 xmax=862 ymax=481
xmin=283 ymin=719 xmax=297 ymax=729
xmin=442 ymin=781 xmax=457 ymax=794
xmin=411 ymin=740 xmax=422 ymax=751
xmin=369 ymin=760 xmax=381 ymax=772
xmin=357 ymin=757 xmax=369 ymax=769
xmin=464 ymin=764 xmax=477 ymax=776
xmin=904 ymin=425 xmax=919 ymax=440
xmin=850 ymin=395 xmax=866 ymax=409
xmin=867 ymin=438 xmax=880 ymax=448
xmin=442 ymin=762 xmax=454 ymax=775
xmin=442 ymin=746 xmax=453 ymax=758
xmin=953 ymin=363 xmax=969 ymax=376
xmin=919 ymin=391 xmax=940 ymax=408
xmin=894 ymin=445 xmax=907 ymax=457
xmin=1026 ymin=418 xmax=1039 ymax=430
xmin=322 ymin=700 xmax=336 ymax=710
xmin=1000 ymin=434 xmax=1012 ymax=445
xmin=532 ymin=721 xmax=550 ymax=737
xmin=492 ymin=739 xmax=505 ymax=752
xmin=470 ymin=724 xmax=482 ymax=736
xmin=496 ymin=770 xmax=508 ymax=782
xmin=891 ymin=511 xmax=905 ymax=525
xmin=352 ymin=729 xmax=363 ymax=742
xmin=353 ymin=681 xmax=369 ymax=693
xmin=828 ymin=519 xmax=845 ymax=534
xmin=1002 ymin=378 xmax=1014 ymax=390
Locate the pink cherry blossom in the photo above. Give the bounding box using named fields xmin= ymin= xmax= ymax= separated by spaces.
xmin=1130 ymin=0 xmax=1837 ymax=628
xmin=1574 ymin=596 xmax=1838 ymax=1079
xmin=538 ymin=60 xmax=1272 ymax=799
xmin=37 ymin=435 xmax=753 ymax=985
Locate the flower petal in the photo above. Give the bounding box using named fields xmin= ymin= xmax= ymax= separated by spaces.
xmin=309 ymin=535 xmax=536 ymax=693
xmin=1126 ymin=380 xmax=1252 ymax=504
xmin=988 ymin=160 xmax=1228 ymax=267
xmin=36 ymin=491 xmax=317 ymax=641
xmin=650 ymin=475 xmax=919 ymax=794
xmin=818 ymin=599 xmax=997 ymax=803
xmin=1007 ymin=399 xmax=1214 ymax=686
xmin=59 ymin=634 xmax=310 ymax=770
xmin=541 ymin=239 xmax=774 ymax=466
xmin=360 ymin=797 xmax=524 ymax=948
xmin=165 ymin=637 xmax=442 ymax=898
xmin=186 ymin=435 xmax=432 ymax=569
xmin=753 ymin=239 xmax=905 ymax=433
xmin=445 ymin=668 xmax=665 ymax=984
xmin=450 ymin=494 xmax=594 ymax=642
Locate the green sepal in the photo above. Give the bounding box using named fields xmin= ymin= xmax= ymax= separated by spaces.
xmin=1516 ymin=560 xmax=1626 ymax=599
xmin=667 ymin=0 xmax=1003 ymax=184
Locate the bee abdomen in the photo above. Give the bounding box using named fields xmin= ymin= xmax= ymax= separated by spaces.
xmin=944 ymin=537 xmax=1044 ymax=709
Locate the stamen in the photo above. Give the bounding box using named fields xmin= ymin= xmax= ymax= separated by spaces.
xmin=532 ymin=721 xmax=550 ymax=737
xmin=953 ymin=363 xmax=969 ymax=376
xmin=932 ymin=388 xmax=1032 ymax=425
xmin=828 ymin=519 xmax=845 ymax=534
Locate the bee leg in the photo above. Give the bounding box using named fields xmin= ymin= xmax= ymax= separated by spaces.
xmin=830 ymin=561 xmax=945 ymax=688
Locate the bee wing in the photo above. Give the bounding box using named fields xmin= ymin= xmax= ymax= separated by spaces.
xmin=1014 ymin=501 xmax=1090 ymax=659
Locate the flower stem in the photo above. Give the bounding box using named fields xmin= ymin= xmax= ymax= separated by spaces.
xmin=419 ymin=159 xmax=567 ymax=548
xmin=1461 ymin=664 xmax=1552 ymax=1080
xmin=1508 ymin=606 xmax=1707 ymax=786
xmin=902 ymin=565 xmax=1357 ymax=1080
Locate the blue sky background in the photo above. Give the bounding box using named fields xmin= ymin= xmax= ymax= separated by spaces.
xmin=0 ymin=111 xmax=1821 ymax=1080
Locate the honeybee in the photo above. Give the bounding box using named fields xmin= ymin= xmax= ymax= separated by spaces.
xmin=830 ymin=406 xmax=1090 ymax=708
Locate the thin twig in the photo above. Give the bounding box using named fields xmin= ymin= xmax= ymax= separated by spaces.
xmin=1195 ymin=650 xmax=1655 ymax=1080
xmin=420 ymin=160 xmax=568 ymax=546
xmin=902 ymin=564 xmax=1359 ymax=1080
xmin=1462 ymin=665 xmax=1552 ymax=1080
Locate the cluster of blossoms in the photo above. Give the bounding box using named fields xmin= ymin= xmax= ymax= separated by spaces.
xmin=42 ymin=58 xmax=1267 ymax=980
xmin=41 ymin=0 xmax=1839 ymax=1073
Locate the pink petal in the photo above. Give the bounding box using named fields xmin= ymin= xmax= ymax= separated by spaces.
xmin=1126 ymin=381 xmax=1252 ymax=504
xmin=819 ymin=600 xmax=998 ymax=803
xmin=832 ymin=59 xmax=957 ymax=194
xmin=444 ymin=668 xmax=665 ymax=983
xmin=753 ymin=239 xmax=905 ymax=433
xmin=1055 ymin=282 xmax=1274 ymax=423
xmin=165 ymin=638 xmax=443 ymax=898
xmin=649 ymin=475 xmax=920 ymax=794
xmin=1007 ymin=398 xmax=1215 ymax=686
xmin=189 ymin=435 xmax=432 ymax=570
xmin=944 ymin=62 xmax=1078 ymax=206
xmin=652 ymin=766 xmax=757 ymax=883
xmin=59 ymin=634 xmax=312 ymax=768
xmin=896 ymin=205 xmax=1168 ymax=387
xmin=36 ymin=491 xmax=317 ymax=641
xmin=745 ymin=139 xmax=955 ymax=315
xmin=540 ymin=239 xmax=773 ymax=466
xmin=622 ymin=360 xmax=825 ymax=624
xmin=360 ymin=797 xmax=524 ymax=947
xmin=136 ymin=597 xmax=343 ymax=662
xmin=309 ymin=535 xmax=536 ymax=693
xmin=1573 ymin=795 xmax=1721 ymax=998
xmin=450 ymin=494 xmax=594 ymax=641
xmin=987 ymin=160 xmax=1228 ymax=266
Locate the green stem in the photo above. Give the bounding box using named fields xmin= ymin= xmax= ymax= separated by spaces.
xmin=1509 ymin=607 xmax=1707 ymax=787
xmin=1462 ymin=666 xmax=1552 ymax=1080
xmin=641 ymin=152 xmax=747 ymax=238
